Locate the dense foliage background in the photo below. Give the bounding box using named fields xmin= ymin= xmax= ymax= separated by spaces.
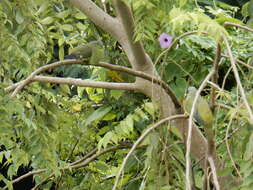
xmin=1 ymin=0 xmax=253 ymax=189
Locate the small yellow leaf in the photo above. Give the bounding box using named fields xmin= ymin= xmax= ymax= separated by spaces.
xmin=107 ymin=71 xmax=124 ymax=82
xmin=72 ymin=104 xmax=82 ymax=111
xmin=26 ymin=101 xmax=32 ymax=108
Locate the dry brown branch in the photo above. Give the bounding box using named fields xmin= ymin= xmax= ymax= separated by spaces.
xmin=5 ymin=59 xmax=180 ymax=108
xmin=3 ymin=169 xmax=46 ymax=190
xmin=215 ymin=103 xmax=232 ymax=110
xmin=207 ymin=156 xmax=220 ymax=190
xmin=32 ymin=76 xmax=137 ymax=91
xmin=7 ymin=59 xmax=81 ymax=97
xmin=221 ymin=54 xmax=253 ymax=70
xmin=223 ymin=37 xmax=253 ymax=124
xmin=31 ymin=174 xmax=54 ymax=190
xmin=97 ymin=61 xmax=180 ymax=108
xmin=69 ymin=0 xmax=121 ymax=39
xmin=224 ymin=22 xmax=253 ymax=33
xmin=221 ymin=65 xmax=233 ymax=90
xmin=211 ymin=43 xmax=221 ymax=111
xmin=113 ymin=0 xmax=147 ymax=70
xmin=70 ymin=148 xmax=97 ymax=166
xmin=225 ymin=114 xmax=243 ymax=180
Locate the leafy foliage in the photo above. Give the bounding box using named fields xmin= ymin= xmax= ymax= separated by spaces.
xmin=1 ymin=0 xmax=253 ymax=189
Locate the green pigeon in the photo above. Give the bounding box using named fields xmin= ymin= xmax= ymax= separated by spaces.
xmin=184 ymin=86 xmax=213 ymax=128
xmin=67 ymin=40 xmax=105 ymax=64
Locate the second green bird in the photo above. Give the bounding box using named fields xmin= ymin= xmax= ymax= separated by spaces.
xmin=67 ymin=40 xmax=105 ymax=64
xmin=184 ymin=86 xmax=213 ymax=128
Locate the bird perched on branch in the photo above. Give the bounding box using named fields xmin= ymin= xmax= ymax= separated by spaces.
xmin=66 ymin=40 xmax=105 ymax=64
xmin=184 ymin=86 xmax=213 ymax=128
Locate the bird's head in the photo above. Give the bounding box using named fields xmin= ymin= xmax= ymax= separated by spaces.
xmin=186 ymin=86 xmax=197 ymax=96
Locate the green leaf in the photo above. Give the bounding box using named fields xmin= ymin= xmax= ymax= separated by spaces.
xmin=102 ymin=112 xmax=117 ymax=121
xmin=110 ymin=90 xmax=123 ymax=100
xmin=98 ymin=131 xmax=114 ymax=150
xmin=59 ymin=84 xmax=71 ymax=96
xmin=41 ymin=17 xmax=54 ymax=25
xmin=77 ymin=86 xmax=86 ymax=97
xmin=74 ymin=12 xmax=87 ymax=19
xmin=244 ymin=132 xmax=253 ymax=160
xmin=76 ymin=22 xmax=87 ymax=31
xmin=60 ymin=24 xmax=74 ymax=32
xmin=58 ymin=38 xmax=65 ymax=46
xmin=179 ymin=0 xmax=187 ymax=7
xmin=15 ymin=11 xmax=24 ymax=24
xmin=59 ymin=45 xmax=64 ymax=60
xmin=215 ymin=16 xmax=243 ymax=25
xmin=143 ymin=102 xmax=155 ymax=116
xmin=85 ymin=106 xmax=112 ymax=126
xmin=56 ymin=10 xmax=69 ymax=19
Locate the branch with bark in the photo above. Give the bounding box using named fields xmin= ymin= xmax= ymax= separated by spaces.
xmin=5 ymin=59 xmax=180 ymax=107
xmin=3 ymin=144 xmax=145 ymax=190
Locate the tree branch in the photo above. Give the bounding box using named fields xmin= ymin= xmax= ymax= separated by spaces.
xmin=112 ymin=0 xmax=148 ymax=70
xmin=224 ymin=22 xmax=253 ymax=33
xmin=221 ymin=54 xmax=253 ymax=70
xmin=98 ymin=61 xmax=181 ymax=108
xmin=32 ymin=76 xmax=137 ymax=91
xmin=211 ymin=43 xmax=221 ymax=111
xmin=3 ymin=169 xmax=47 ymax=190
xmin=69 ymin=0 xmax=121 ymax=38
xmin=5 ymin=59 xmax=180 ymax=108
xmin=5 ymin=59 xmax=82 ymax=97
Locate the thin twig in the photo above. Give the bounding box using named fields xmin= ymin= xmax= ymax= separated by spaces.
xmin=223 ymin=37 xmax=253 ymax=124
xmin=29 ymin=75 xmax=138 ymax=91
xmin=70 ymin=145 xmax=145 ymax=169
xmin=31 ymin=173 xmax=54 ymax=190
xmin=2 ymin=169 xmax=47 ymax=190
xmin=211 ymin=43 xmax=221 ymax=111
xmin=236 ymin=59 xmax=253 ymax=70
xmin=225 ymin=114 xmax=243 ymax=179
xmin=221 ymin=66 xmax=232 ymax=90
xmin=207 ymin=156 xmax=220 ymax=190
xmin=70 ymin=148 xmax=97 ymax=166
xmin=215 ymin=103 xmax=232 ymax=110
xmin=112 ymin=114 xmax=188 ymax=190
xmin=185 ymin=69 xmax=215 ymax=190
xmin=224 ymin=22 xmax=253 ymax=33
xmin=221 ymin=54 xmax=253 ymax=70
xmin=65 ymin=139 xmax=80 ymax=162
xmin=167 ymin=58 xmax=197 ymax=84
xmin=217 ymin=127 xmax=239 ymax=148
xmin=5 ymin=59 xmax=82 ymax=93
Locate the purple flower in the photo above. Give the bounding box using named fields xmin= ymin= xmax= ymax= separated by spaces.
xmin=158 ymin=33 xmax=172 ymax=48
